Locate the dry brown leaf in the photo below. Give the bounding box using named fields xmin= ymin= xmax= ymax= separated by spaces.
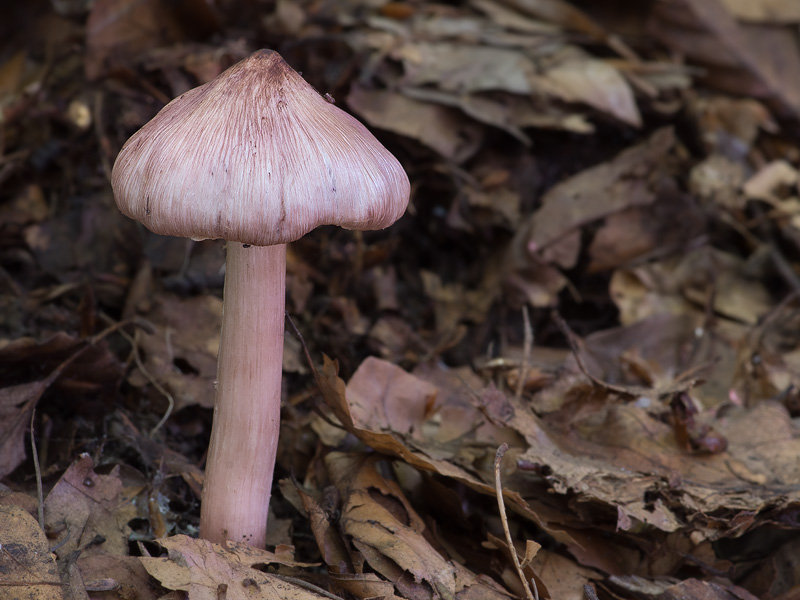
xmin=328 ymin=453 xmax=513 ymax=600
xmin=77 ymin=555 xmax=162 ymax=600
xmin=140 ymin=535 xmax=321 ymax=600
xmin=471 ymin=0 xmax=561 ymax=35
xmin=587 ymin=190 xmax=706 ymax=273
xmin=0 ymin=374 xmax=59 ymax=479
xmin=345 ymin=356 xmax=440 ymax=441
xmin=502 ymin=259 xmax=571 ymax=308
xmin=128 ymin=293 xmax=220 ymax=411
xmin=314 ymin=356 xmax=626 ymax=574
xmin=292 ymin=483 xmax=355 ymax=575
xmin=691 ymin=96 xmax=776 ymax=157
xmin=347 ymin=84 xmax=484 ymax=162
xmin=401 ymin=87 xmax=531 ymax=145
xmin=516 ymin=392 xmax=800 ymax=539
xmin=367 ymin=315 xmax=429 ymax=363
xmin=507 ymin=95 xmax=594 ymax=133
xmin=520 ymin=127 xmax=674 ymax=257
xmin=540 ymin=54 xmax=641 ymax=127
xmin=493 ymin=0 xmax=637 ymax=61
xmin=421 ymin=271 xmax=495 ymax=336
xmin=742 ymin=159 xmax=798 ymax=202
xmin=85 ymin=0 xmax=220 ymax=79
xmin=689 ymin=154 xmax=746 ymax=209
xmin=44 ymin=454 xmax=142 ymax=559
xmin=649 ymin=0 xmax=800 ymax=119
xmin=660 ymin=577 xmax=759 ymax=600
xmin=610 ymin=247 xmax=772 ymax=328
xmin=330 ymin=572 xmax=404 ymax=600
xmin=484 ymin=532 xmax=551 ymax=600
xmin=528 ymin=549 xmax=599 ymax=600
xmin=719 ymin=0 xmax=800 ymax=23
xmin=0 ymin=505 xmax=62 ymax=597
xmin=394 ymin=42 xmax=535 ymax=95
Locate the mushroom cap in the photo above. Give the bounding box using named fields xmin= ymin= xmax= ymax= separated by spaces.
xmin=111 ymin=50 xmax=409 ymax=246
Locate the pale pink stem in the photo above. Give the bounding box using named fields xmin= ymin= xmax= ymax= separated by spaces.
xmin=200 ymin=242 xmax=285 ymax=547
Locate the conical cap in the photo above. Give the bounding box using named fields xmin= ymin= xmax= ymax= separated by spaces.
xmin=112 ymin=50 xmax=409 ymax=246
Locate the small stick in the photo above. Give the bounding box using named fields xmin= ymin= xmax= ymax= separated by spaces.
xmin=494 ymin=444 xmax=536 ymax=600
xmin=30 ymin=408 xmax=45 ymax=531
xmin=99 ymin=313 xmax=174 ymax=437
xmin=515 ymin=305 xmax=533 ymax=401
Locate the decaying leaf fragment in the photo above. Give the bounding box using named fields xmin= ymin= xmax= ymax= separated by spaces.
xmin=314 ymin=355 xmax=622 ymax=575
xmin=0 ymin=505 xmax=62 ymax=598
xmin=648 ymin=0 xmax=800 ymax=119
xmin=505 ymin=127 xmax=676 ymax=306
xmin=127 ymin=293 xmax=221 ymax=411
xmin=44 ymin=454 xmax=142 ymax=559
xmin=521 ymin=127 xmax=675 ymax=257
xmin=140 ymin=535 xmax=322 ymax=600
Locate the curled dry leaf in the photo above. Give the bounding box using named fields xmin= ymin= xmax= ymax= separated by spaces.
xmin=326 ymin=452 xmax=514 ymax=600
xmin=291 ymin=483 xmax=355 ymax=576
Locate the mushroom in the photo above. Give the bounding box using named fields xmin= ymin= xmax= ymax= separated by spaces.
xmin=111 ymin=50 xmax=409 ymax=547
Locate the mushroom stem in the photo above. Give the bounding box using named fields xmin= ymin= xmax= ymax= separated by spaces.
xmin=200 ymin=242 xmax=285 ymax=547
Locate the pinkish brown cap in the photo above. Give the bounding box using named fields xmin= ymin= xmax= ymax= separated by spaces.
xmin=111 ymin=50 xmax=409 ymax=246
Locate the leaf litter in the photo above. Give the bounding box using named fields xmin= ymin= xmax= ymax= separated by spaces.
xmin=2 ymin=0 xmax=800 ymax=598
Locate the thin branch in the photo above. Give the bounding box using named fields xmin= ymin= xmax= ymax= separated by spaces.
xmin=514 ymin=305 xmax=533 ymax=401
xmin=494 ymin=444 xmax=536 ymax=600
xmin=30 ymin=408 xmax=44 ymax=531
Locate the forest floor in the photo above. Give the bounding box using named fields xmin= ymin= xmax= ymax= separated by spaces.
xmin=1 ymin=1 xmax=800 ymax=599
